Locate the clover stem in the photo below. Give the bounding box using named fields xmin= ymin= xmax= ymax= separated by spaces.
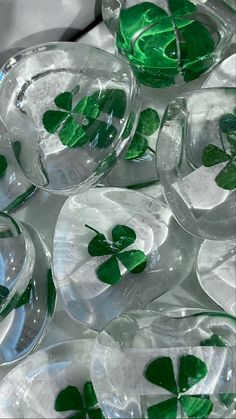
xmin=147 ymin=146 xmax=156 ymax=154
xmin=85 ymin=224 xmax=100 ymax=235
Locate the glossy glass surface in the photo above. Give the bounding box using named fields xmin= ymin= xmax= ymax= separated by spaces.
xmin=0 ymin=339 xmax=97 ymax=418
xmin=156 ymin=88 xmax=236 ymax=240
xmin=0 ymin=42 xmax=139 ymax=194
xmin=91 ymin=310 xmax=236 ymax=418
xmin=0 ymin=216 xmax=54 ymax=365
xmin=103 ymin=0 xmax=234 ymax=87
xmin=53 ymin=188 xmax=197 ymax=330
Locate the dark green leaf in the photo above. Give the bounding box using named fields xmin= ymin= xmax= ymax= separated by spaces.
xmin=43 ymin=110 xmax=67 ymax=134
xmin=67 ymin=412 xmax=86 ymax=419
xmin=47 ymin=269 xmax=56 ymax=316
xmin=55 ymin=386 xmax=84 ymax=412
xmin=127 ymin=179 xmax=159 ymax=190
xmin=215 ymin=160 xmax=236 ymax=190
xmin=96 ymin=255 xmax=121 ymax=285
xmin=178 ymin=355 xmax=208 ymax=393
xmin=136 ymin=108 xmax=160 ymax=136
xmin=200 ymin=334 xmax=226 ymax=347
xmin=219 ymin=393 xmax=236 ymax=408
xmin=219 ymin=113 xmax=236 ymax=134
xmin=112 ymin=225 xmax=136 ymax=252
xmin=15 ymin=280 xmax=32 ymax=308
xmin=74 ymin=97 xmax=100 ymax=119
xmin=92 ymin=89 xmax=127 ymax=119
xmin=124 ymin=134 xmax=148 ymax=160
xmin=202 ymin=145 xmax=230 ymax=167
xmin=54 ymin=92 xmax=73 ymax=111
xmin=147 ymin=398 xmax=178 ymax=419
xmin=86 ymin=227 xmax=116 ymax=257
xmin=0 ymin=285 xmax=9 ymax=305
xmin=12 ymin=141 xmax=21 ymax=163
xmin=145 ymin=357 xmax=178 ymax=395
xmin=117 ymin=250 xmax=147 ymax=273
xmin=180 ymin=395 xmax=213 ymax=418
xmin=0 ymin=155 xmax=8 ymax=179
xmin=87 ymin=408 xmax=105 ymax=419
xmin=59 ymin=116 xmax=88 ymax=148
xmin=228 ymin=133 xmax=236 ymax=157
xmin=168 ymin=0 xmax=197 ymax=16
xmin=83 ymin=381 xmax=98 ymax=409
xmin=85 ymin=119 xmax=117 ymax=149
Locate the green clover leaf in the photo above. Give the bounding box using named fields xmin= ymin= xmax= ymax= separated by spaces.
xmin=0 ymin=155 xmax=8 ymax=179
xmin=200 ymin=334 xmax=226 ymax=347
xmin=0 ymin=279 xmax=33 ymax=318
xmin=55 ymin=382 xmax=105 ymax=419
xmin=85 ymin=224 xmax=147 ymax=285
xmin=42 ymin=89 xmax=118 ymax=149
xmin=145 ymin=355 xmax=213 ymax=419
xmin=124 ymin=108 xmax=159 ymax=161
xmin=202 ymin=113 xmax=236 ymax=190
xmin=0 ymin=285 xmax=9 ymax=305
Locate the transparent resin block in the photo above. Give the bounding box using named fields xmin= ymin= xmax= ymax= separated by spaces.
xmin=0 ymin=42 xmax=139 ymax=194
xmin=156 ymin=87 xmax=236 ymax=240
xmin=0 ymin=133 xmax=36 ymax=212
xmin=197 ymin=238 xmax=236 ymax=317
xmin=53 ymin=188 xmax=197 ymax=330
xmin=102 ymin=0 xmax=234 ymax=87
xmin=0 ymin=213 xmax=56 ymax=365
xmin=203 ymin=53 xmax=236 ymax=88
xmin=91 ymin=310 xmax=236 ymax=419
xmin=0 ymin=339 xmax=103 ymax=418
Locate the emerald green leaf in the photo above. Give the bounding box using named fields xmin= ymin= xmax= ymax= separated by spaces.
xmin=87 ymin=408 xmax=105 ymax=419
xmin=127 ymin=179 xmax=159 ymax=190
xmin=96 ymin=255 xmax=121 ymax=285
xmin=74 ymin=97 xmax=100 ymax=119
xmin=95 ymin=152 xmax=117 ymax=176
xmin=147 ymin=398 xmax=178 ymax=419
xmin=215 ymin=160 xmax=236 ymax=190
xmin=43 ymin=110 xmax=67 ymax=134
xmin=200 ymin=334 xmax=226 ymax=347
xmin=180 ymin=395 xmax=213 ymax=418
xmin=219 ymin=113 xmax=236 ymax=134
xmin=124 ymin=134 xmax=148 ymax=160
xmin=145 ymin=357 xmax=178 ymax=395
xmin=55 ymin=386 xmax=84 ymax=412
xmin=67 ymin=412 xmax=86 ymax=419
xmin=15 ymin=280 xmax=32 ymax=308
xmin=0 ymin=155 xmax=8 ymax=179
xmin=178 ymin=355 xmax=208 ymax=393
xmin=0 ymin=285 xmax=9 ymax=305
xmin=202 ymin=145 xmax=230 ymax=167
xmin=228 ymin=133 xmax=236 ymax=157
xmin=59 ymin=116 xmax=88 ymax=148
xmin=83 ymin=381 xmax=98 ymax=409
xmin=117 ymin=250 xmax=147 ymax=273
xmin=112 ymin=225 xmax=136 ymax=252
xmin=136 ymin=108 xmax=160 ymax=136
xmin=92 ymin=89 xmax=127 ymax=119
xmin=47 ymin=269 xmax=56 ymax=316
xmin=168 ymin=0 xmax=197 ymax=16
xmin=85 ymin=119 xmax=117 ymax=149
xmin=219 ymin=393 xmax=236 ymax=408
xmin=86 ymin=225 xmax=116 ymax=256
xmin=54 ymin=92 xmax=73 ymax=111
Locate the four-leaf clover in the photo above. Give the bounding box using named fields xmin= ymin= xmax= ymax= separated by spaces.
xmin=202 ymin=113 xmax=236 ymax=190
xmin=144 ymin=355 xmax=213 ymax=419
xmin=42 ymin=89 xmax=117 ymax=149
xmin=55 ymin=382 xmax=105 ymax=419
xmin=85 ymin=224 xmax=147 ymax=285
xmin=124 ymin=108 xmax=160 ymax=160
